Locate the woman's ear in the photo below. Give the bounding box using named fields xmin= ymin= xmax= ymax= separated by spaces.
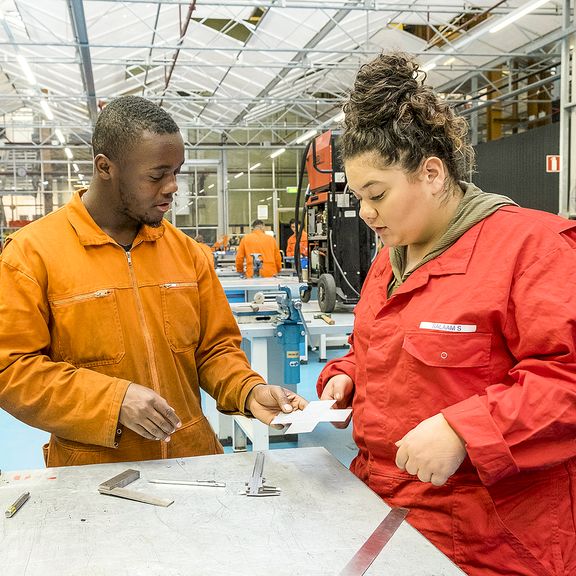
xmin=421 ymin=156 xmax=447 ymax=194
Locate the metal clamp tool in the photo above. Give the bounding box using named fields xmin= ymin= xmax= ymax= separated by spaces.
xmin=241 ymin=452 xmax=281 ymax=497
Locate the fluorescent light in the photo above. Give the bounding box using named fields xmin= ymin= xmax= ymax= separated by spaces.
xmin=490 ymin=0 xmax=549 ymax=34
xmin=64 ymin=147 xmax=73 ymax=159
xmin=444 ymin=57 xmax=456 ymax=66
xmin=72 ymin=163 xmax=79 ymax=172
xmin=234 ymin=172 xmax=244 ymax=179
xmin=270 ymin=148 xmax=286 ymax=159
xmin=249 ymin=162 xmax=261 ymax=171
xmin=294 ymin=129 xmax=318 ymax=144
xmin=17 ymin=54 xmax=36 ymax=85
xmin=78 ymin=173 xmax=84 ymax=179
xmin=331 ymin=111 xmax=345 ymax=123
xmin=421 ymin=60 xmax=438 ymax=72
xmin=208 ymin=184 xmax=215 ymax=189
xmin=40 ymin=99 xmax=54 ymax=120
xmin=55 ymin=129 xmax=65 ymax=144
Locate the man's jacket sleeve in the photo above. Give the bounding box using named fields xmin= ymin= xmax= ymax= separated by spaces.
xmin=193 ymin=252 xmax=264 ymax=414
xmin=0 ymin=243 xmax=130 ymax=448
xmin=443 ymin=241 xmax=576 ymax=485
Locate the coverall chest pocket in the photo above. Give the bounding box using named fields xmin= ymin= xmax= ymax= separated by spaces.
xmin=402 ymin=331 xmax=491 ymax=368
xmin=50 ymin=289 xmax=125 ymax=367
xmin=160 ymin=282 xmax=200 ymax=352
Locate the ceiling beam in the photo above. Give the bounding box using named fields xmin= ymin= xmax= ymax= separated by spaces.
xmin=67 ymin=0 xmax=98 ymax=125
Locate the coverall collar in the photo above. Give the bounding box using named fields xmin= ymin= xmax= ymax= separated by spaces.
xmin=67 ymin=190 xmax=166 ymax=247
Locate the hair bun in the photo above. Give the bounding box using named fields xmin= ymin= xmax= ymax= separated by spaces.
xmin=344 ymin=52 xmax=421 ymax=129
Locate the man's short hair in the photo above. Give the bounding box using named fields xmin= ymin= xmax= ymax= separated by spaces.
xmin=92 ymin=95 xmax=180 ymax=161
xmin=252 ymin=219 xmax=264 ymax=228
xmin=289 ymin=218 xmax=296 ymax=225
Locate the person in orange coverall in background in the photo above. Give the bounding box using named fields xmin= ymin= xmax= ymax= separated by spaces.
xmin=285 ymin=218 xmax=308 ymax=259
xmin=0 ymin=95 xmax=306 ymax=468
xmin=235 ymin=219 xmax=282 ymax=278
xmin=317 ymin=52 xmax=576 ymax=576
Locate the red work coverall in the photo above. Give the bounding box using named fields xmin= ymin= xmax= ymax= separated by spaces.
xmin=318 ymin=206 xmax=576 ymax=576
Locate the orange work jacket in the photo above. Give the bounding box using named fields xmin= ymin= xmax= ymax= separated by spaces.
xmin=235 ymin=229 xmax=282 ymax=278
xmin=196 ymin=241 xmax=215 ymax=267
xmin=286 ymin=229 xmax=308 ymax=258
xmin=0 ymin=192 xmax=264 ymax=467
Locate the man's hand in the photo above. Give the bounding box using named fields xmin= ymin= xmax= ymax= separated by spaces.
xmin=395 ymin=413 xmax=467 ymax=486
xmin=119 ymin=382 xmax=182 ymax=442
xmin=319 ymin=374 xmax=354 ymax=429
xmin=245 ymin=384 xmax=308 ymax=428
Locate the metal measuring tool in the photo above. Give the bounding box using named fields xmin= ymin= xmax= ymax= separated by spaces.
xmin=339 ymin=507 xmax=409 ymax=575
xmin=149 ymin=479 xmax=226 ymax=488
xmin=241 ymin=452 xmax=281 ymax=497
xmin=5 ymin=491 xmax=30 ymax=518
xmin=98 ymin=468 xmax=173 ymax=507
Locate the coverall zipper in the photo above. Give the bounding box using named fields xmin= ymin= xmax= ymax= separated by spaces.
xmin=126 ymin=250 xmax=168 ymax=459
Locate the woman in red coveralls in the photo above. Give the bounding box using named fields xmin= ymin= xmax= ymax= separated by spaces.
xmin=317 ymin=52 xmax=576 ymax=576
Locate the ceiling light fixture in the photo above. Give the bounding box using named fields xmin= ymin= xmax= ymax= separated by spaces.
xmin=234 ymin=172 xmax=244 ymax=178
xmin=64 ymin=147 xmax=73 ymax=159
xmin=17 ymin=54 xmax=36 ymax=85
xmin=270 ymin=148 xmax=286 ymax=159
xmin=489 ymin=0 xmax=549 ymax=34
xmin=72 ymin=163 xmax=79 ymax=172
xmin=294 ymin=129 xmax=318 ymax=144
xmin=40 ymin=99 xmax=54 ymax=120
xmin=249 ymin=162 xmax=261 ymax=171
xmin=55 ymin=128 xmax=65 ymax=144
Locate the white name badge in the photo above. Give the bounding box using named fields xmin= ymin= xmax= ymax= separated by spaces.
xmin=419 ymin=321 xmax=477 ymax=333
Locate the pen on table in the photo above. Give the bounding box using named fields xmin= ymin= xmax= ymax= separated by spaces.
xmin=5 ymin=491 xmax=30 ymax=518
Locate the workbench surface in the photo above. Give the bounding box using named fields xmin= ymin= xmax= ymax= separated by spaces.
xmin=0 ymin=447 xmax=464 ymax=576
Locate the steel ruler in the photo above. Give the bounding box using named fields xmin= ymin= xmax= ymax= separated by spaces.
xmin=339 ymin=507 xmax=409 ymax=575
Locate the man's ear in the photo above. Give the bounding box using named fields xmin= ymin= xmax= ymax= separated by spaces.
xmin=94 ymin=154 xmax=114 ymax=180
xmin=421 ymin=156 xmax=447 ymax=194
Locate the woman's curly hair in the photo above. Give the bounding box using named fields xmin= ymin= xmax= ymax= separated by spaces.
xmin=341 ymin=52 xmax=475 ymax=181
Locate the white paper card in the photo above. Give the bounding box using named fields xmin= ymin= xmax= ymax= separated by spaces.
xmin=271 ymin=400 xmax=352 ymax=434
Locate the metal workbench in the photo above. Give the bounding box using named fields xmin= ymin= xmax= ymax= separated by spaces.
xmin=0 ymin=447 xmax=464 ymax=576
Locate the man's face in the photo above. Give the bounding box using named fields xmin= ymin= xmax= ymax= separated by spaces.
xmin=112 ymin=130 xmax=185 ymax=228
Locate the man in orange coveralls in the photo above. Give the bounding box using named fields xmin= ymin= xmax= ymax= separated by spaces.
xmin=285 ymin=218 xmax=308 ymax=260
xmin=0 ymin=95 xmax=306 ymax=467
xmin=235 ymin=219 xmax=282 ymax=278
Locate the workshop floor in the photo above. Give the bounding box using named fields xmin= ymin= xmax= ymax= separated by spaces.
xmin=0 ymin=348 xmax=357 ymax=472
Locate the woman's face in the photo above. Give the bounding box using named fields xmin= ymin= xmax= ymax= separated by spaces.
xmin=345 ymin=153 xmax=447 ymax=251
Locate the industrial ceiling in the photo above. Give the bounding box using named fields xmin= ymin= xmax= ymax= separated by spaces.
xmin=0 ymin=0 xmax=568 ymax=148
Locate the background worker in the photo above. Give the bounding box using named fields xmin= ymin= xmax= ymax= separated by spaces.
xmin=235 ymin=219 xmax=282 ymax=278
xmin=318 ymin=52 xmax=576 ymax=576
xmin=0 ymin=95 xmax=307 ymax=468
xmin=285 ymin=218 xmax=308 ymax=260
xmin=211 ymin=233 xmax=229 ymax=253
xmin=193 ymin=234 xmax=215 ymax=268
